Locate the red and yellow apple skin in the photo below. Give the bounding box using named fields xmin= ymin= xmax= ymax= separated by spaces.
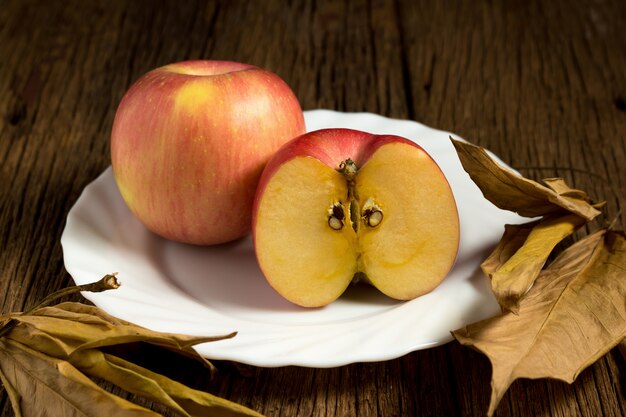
xmin=252 ymin=128 xmax=460 ymax=307
xmin=111 ymin=60 xmax=305 ymax=245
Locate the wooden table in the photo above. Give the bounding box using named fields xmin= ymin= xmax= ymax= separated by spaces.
xmin=1 ymin=1 xmax=625 ymax=416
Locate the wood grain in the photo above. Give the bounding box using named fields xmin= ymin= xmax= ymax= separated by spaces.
xmin=1 ymin=0 xmax=625 ymax=416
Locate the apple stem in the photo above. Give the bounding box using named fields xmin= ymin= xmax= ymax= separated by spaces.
xmin=338 ymin=159 xmax=358 ymax=180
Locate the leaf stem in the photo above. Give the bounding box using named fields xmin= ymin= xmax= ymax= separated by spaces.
xmin=0 ymin=273 xmax=121 ymax=338
xmin=25 ymin=273 xmax=121 ymax=315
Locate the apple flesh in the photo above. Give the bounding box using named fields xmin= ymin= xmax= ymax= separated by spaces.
xmin=111 ymin=60 xmax=305 ymax=245
xmin=252 ymin=128 xmax=460 ymax=307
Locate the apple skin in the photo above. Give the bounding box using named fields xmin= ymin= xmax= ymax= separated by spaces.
xmin=252 ymin=128 xmax=460 ymax=306
xmin=111 ymin=60 xmax=305 ymax=245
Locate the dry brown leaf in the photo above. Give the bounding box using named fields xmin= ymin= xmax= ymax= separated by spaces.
xmin=70 ymin=349 xmax=261 ymax=417
xmin=482 ymin=213 xmax=587 ymax=313
xmin=542 ymin=178 xmax=589 ymax=199
xmin=7 ymin=302 xmax=234 ymax=371
xmin=0 ymin=338 xmax=158 ymax=416
xmin=453 ymin=230 xmax=626 ymax=416
xmin=0 ymin=276 xmax=263 ymax=417
xmin=0 ymin=363 xmax=22 ymax=417
xmin=481 ymin=221 xmax=538 ymax=278
xmin=451 ymin=139 xmax=601 ymax=220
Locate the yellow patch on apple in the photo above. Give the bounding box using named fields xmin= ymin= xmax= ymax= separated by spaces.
xmin=173 ymin=80 xmax=216 ymax=112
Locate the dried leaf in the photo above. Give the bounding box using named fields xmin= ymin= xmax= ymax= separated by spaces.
xmin=0 ymin=338 xmax=158 ymax=416
xmin=0 ymin=366 xmax=22 ymax=417
xmin=542 ymin=178 xmax=589 ymax=199
xmin=482 ymin=213 xmax=586 ymax=313
xmin=0 ymin=277 xmax=262 ymax=417
xmin=6 ymin=302 xmax=234 ymax=370
xmin=481 ymin=221 xmax=538 ymax=277
xmin=453 ymin=230 xmax=626 ymax=416
xmin=451 ymin=138 xmax=601 ymax=220
xmin=69 ymin=349 xmax=262 ymax=417
xmin=2 ymin=303 xmax=261 ymax=416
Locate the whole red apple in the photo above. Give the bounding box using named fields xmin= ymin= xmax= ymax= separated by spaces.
xmin=253 ymin=128 xmax=460 ymax=307
xmin=111 ymin=60 xmax=305 ymax=245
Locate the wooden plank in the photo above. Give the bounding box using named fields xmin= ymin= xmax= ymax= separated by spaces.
xmin=0 ymin=0 xmax=625 ymax=416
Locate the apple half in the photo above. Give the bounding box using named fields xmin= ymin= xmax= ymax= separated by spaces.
xmin=252 ymin=128 xmax=460 ymax=307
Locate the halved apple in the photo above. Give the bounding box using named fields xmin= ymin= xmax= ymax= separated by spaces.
xmin=252 ymin=128 xmax=460 ymax=307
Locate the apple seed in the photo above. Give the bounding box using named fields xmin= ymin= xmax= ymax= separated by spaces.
xmin=328 ymin=203 xmax=345 ymax=230
xmin=367 ymin=209 xmax=383 ymax=227
xmin=361 ymin=198 xmax=383 ymax=228
xmin=332 ymin=203 xmax=345 ymax=221
xmin=328 ymin=215 xmax=343 ymax=230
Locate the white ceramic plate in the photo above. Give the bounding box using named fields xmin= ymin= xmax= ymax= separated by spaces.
xmin=61 ymin=110 xmax=528 ymax=367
